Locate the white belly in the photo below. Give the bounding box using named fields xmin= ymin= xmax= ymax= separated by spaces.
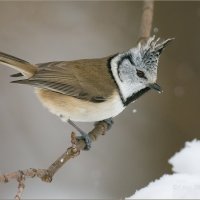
xmin=35 ymin=89 xmax=125 ymax=122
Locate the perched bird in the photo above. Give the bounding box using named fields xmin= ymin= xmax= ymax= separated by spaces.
xmin=0 ymin=36 xmax=173 ymax=149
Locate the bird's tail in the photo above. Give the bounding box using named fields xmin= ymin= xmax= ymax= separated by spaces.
xmin=0 ymin=52 xmax=37 ymax=78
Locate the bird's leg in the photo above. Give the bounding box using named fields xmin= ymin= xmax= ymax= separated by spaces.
xmin=68 ymin=119 xmax=92 ymax=150
xmin=68 ymin=118 xmax=113 ymax=150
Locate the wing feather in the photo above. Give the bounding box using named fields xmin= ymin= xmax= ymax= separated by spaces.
xmin=11 ymin=57 xmax=116 ymax=103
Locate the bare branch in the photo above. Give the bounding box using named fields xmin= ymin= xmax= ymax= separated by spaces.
xmin=15 ymin=171 xmax=25 ymax=200
xmin=138 ymin=0 xmax=154 ymax=43
xmin=0 ymin=120 xmax=110 ymax=185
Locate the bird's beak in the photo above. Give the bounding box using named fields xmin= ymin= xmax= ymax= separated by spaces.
xmin=149 ymin=83 xmax=163 ymax=93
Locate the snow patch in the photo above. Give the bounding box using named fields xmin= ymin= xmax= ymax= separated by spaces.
xmin=169 ymin=139 xmax=200 ymax=174
xmin=127 ymin=140 xmax=200 ymax=199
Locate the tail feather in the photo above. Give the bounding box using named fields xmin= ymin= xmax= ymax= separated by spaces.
xmin=11 ymin=79 xmax=30 ymax=84
xmin=0 ymin=52 xmax=37 ymax=78
xmin=10 ymin=72 xmax=23 ymax=77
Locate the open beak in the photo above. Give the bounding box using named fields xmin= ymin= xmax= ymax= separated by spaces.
xmin=149 ymin=83 xmax=163 ymax=93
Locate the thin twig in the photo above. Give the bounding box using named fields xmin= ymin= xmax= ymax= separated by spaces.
xmin=0 ymin=120 xmax=110 ymax=185
xmin=15 ymin=171 xmax=25 ymax=200
xmin=138 ymin=0 xmax=154 ymax=43
xmin=0 ymin=1 xmax=154 ymax=199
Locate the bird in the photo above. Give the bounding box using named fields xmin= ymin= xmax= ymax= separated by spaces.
xmin=0 ymin=36 xmax=173 ymax=150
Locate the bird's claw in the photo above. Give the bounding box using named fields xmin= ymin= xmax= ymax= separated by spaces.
xmin=102 ymin=118 xmax=114 ymax=130
xmin=76 ymin=132 xmax=92 ymax=150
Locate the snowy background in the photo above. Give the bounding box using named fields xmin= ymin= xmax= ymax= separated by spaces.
xmin=0 ymin=1 xmax=200 ymax=199
xmin=128 ymin=140 xmax=200 ymax=199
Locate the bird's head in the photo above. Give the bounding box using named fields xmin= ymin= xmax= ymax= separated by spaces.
xmin=130 ymin=36 xmax=174 ymax=92
xmin=110 ymin=36 xmax=174 ymax=104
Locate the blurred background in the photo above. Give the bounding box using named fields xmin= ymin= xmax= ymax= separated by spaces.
xmin=0 ymin=1 xmax=199 ymax=199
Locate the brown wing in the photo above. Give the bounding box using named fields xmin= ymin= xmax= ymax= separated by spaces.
xmin=11 ymin=56 xmax=116 ymax=102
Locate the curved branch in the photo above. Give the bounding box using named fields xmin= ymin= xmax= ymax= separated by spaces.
xmin=0 ymin=120 xmax=110 ymax=184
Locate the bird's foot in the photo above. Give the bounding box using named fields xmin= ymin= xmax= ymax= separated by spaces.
xmin=102 ymin=118 xmax=114 ymax=130
xmin=76 ymin=132 xmax=92 ymax=151
xmin=68 ymin=119 xmax=92 ymax=150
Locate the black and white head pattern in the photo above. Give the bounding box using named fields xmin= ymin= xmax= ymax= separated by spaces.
xmin=110 ymin=36 xmax=174 ymax=105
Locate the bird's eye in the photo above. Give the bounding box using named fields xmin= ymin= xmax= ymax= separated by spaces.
xmin=136 ymin=70 xmax=146 ymax=79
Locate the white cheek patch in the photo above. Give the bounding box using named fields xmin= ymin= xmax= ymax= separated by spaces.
xmin=118 ymin=59 xmax=135 ymax=83
xmin=111 ymin=56 xmax=146 ymax=102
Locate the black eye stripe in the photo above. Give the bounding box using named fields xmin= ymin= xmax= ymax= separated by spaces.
xmin=117 ymin=53 xmax=134 ymax=66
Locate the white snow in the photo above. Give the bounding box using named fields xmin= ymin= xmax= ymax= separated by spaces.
xmin=169 ymin=140 xmax=200 ymax=174
xmin=127 ymin=140 xmax=200 ymax=199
